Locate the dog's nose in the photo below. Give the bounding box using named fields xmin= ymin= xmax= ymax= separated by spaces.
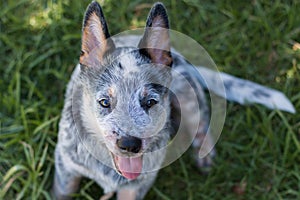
xmin=116 ymin=136 xmax=142 ymax=153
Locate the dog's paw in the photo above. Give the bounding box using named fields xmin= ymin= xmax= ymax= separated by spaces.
xmin=99 ymin=192 xmax=114 ymax=200
xmin=192 ymin=132 xmax=216 ymax=173
xmin=195 ymin=147 xmax=216 ymax=174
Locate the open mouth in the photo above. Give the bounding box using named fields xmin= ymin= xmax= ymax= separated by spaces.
xmin=112 ymin=153 xmax=143 ymax=180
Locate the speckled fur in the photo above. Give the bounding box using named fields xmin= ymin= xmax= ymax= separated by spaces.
xmin=53 ymin=2 xmax=214 ymax=200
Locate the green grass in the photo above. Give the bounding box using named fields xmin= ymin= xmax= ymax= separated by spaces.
xmin=1 ymin=0 xmax=299 ymax=199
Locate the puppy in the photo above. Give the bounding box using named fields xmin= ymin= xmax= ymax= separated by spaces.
xmin=53 ymin=1 xmax=295 ymax=199
xmin=53 ymin=1 xmax=213 ymax=199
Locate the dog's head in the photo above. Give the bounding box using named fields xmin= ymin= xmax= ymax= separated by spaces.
xmin=77 ymin=1 xmax=172 ymax=180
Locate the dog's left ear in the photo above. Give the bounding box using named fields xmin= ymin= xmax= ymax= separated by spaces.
xmin=138 ymin=3 xmax=172 ymax=67
xmin=80 ymin=1 xmax=115 ymax=67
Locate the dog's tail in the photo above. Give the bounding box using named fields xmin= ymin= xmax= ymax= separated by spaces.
xmin=193 ymin=66 xmax=296 ymax=113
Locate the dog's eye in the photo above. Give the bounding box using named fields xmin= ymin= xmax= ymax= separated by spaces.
xmin=146 ymin=99 xmax=158 ymax=108
xmin=98 ymin=98 xmax=110 ymax=108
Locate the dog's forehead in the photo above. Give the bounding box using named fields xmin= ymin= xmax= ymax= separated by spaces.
xmin=118 ymin=51 xmax=142 ymax=76
xmin=109 ymin=48 xmax=153 ymax=83
xmin=96 ymin=47 xmax=171 ymax=97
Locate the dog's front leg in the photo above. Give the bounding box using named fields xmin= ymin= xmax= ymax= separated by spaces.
xmin=52 ymin=147 xmax=81 ymax=200
xmin=117 ymin=187 xmax=149 ymax=200
xmin=53 ymin=172 xmax=81 ymax=200
xmin=117 ymin=178 xmax=155 ymax=200
xmin=117 ymin=188 xmax=137 ymax=200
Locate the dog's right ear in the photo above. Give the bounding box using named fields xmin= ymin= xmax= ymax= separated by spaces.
xmin=138 ymin=3 xmax=172 ymax=67
xmin=80 ymin=1 xmax=115 ymax=67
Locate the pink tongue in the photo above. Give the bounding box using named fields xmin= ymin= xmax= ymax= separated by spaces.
xmin=116 ymin=156 xmax=142 ymax=180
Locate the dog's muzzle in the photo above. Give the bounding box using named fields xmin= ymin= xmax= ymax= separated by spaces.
xmin=113 ymin=136 xmax=143 ymax=180
xmin=116 ymin=136 xmax=142 ymax=153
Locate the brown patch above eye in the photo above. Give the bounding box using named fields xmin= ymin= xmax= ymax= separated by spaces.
xmin=141 ymin=87 xmax=149 ymax=97
xmin=108 ymin=86 xmax=115 ymax=97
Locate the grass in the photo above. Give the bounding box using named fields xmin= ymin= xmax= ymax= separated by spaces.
xmin=0 ymin=0 xmax=299 ymax=199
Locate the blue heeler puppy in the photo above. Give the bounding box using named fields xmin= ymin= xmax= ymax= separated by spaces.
xmin=53 ymin=1 xmax=295 ymax=200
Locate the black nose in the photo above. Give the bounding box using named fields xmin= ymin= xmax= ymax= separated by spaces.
xmin=116 ymin=136 xmax=142 ymax=153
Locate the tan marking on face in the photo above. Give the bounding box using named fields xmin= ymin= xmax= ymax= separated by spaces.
xmin=108 ymin=86 xmax=115 ymax=98
xmin=142 ymin=86 xmax=148 ymax=97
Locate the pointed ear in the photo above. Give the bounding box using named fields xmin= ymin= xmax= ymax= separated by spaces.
xmin=80 ymin=1 xmax=115 ymax=67
xmin=138 ymin=3 xmax=172 ymax=67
